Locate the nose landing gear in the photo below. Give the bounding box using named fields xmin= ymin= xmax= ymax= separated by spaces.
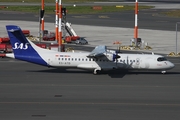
xmin=161 ymin=70 xmax=166 ymax=74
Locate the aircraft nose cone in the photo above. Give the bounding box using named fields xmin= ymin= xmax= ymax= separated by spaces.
xmin=170 ymin=62 xmax=175 ymax=68
xmin=165 ymin=61 xmax=174 ymax=70
xmin=168 ymin=62 xmax=175 ymax=69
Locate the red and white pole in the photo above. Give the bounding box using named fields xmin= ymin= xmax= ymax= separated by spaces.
xmin=134 ymin=0 xmax=138 ymax=39
xmin=58 ymin=0 xmax=63 ymax=52
xmin=41 ymin=0 xmax=45 ymax=31
xmin=55 ymin=0 xmax=59 ymax=41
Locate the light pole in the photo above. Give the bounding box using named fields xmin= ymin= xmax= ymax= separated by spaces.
xmin=176 ymin=22 xmax=180 ymax=55
xmin=58 ymin=0 xmax=62 ymax=52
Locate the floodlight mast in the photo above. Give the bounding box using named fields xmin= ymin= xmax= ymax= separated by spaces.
xmin=176 ymin=22 xmax=180 ymax=55
xmin=58 ymin=0 xmax=63 ymax=52
xmin=134 ymin=0 xmax=138 ymax=40
xmin=55 ymin=0 xmax=59 ymax=41
xmin=41 ymin=0 xmax=45 ymax=31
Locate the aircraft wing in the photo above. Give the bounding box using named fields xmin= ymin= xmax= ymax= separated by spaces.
xmin=87 ymin=45 xmax=107 ymax=58
xmin=87 ymin=45 xmax=120 ymax=61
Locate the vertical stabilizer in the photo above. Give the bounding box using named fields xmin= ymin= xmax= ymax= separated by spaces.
xmin=6 ymin=25 xmax=47 ymax=66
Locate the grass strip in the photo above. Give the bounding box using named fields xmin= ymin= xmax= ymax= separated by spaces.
xmin=162 ymin=10 xmax=180 ymax=18
xmin=0 ymin=5 xmax=153 ymax=14
xmin=0 ymin=0 xmax=110 ymax=3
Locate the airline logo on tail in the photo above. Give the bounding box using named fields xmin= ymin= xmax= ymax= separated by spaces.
xmin=13 ymin=42 xmax=29 ymax=50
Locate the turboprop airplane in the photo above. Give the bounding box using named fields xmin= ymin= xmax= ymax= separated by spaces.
xmin=4 ymin=25 xmax=174 ymax=74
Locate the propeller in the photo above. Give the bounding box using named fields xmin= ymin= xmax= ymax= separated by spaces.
xmin=113 ymin=51 xmax=120 ymax=66
xmin=113 ymin=41 xmax=121 ymax=65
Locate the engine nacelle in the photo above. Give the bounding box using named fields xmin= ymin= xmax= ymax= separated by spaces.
xmin=104 ymin=52 xmax=120 ymax=61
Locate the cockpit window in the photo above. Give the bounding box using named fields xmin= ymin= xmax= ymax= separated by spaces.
xmin=157 ymin=57 xmax=167 ymax=62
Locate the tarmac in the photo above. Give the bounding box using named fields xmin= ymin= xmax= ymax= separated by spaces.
xmin=0 ymin=20 xmax=179 ymax=55
xmin=1 ymin=3 xmax=180 ymax=119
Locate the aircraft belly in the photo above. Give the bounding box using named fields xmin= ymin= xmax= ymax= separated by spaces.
xmin=77 ymin=64 xmax=98 ymax=69
xmin=77 ymin=63 xmax=116 ymax=70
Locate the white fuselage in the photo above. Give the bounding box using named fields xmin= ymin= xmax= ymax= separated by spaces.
xmin=43 ymin=52 xmax=174 ymax=71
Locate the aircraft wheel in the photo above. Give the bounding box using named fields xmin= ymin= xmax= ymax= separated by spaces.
xmin=93 ymin=69 xmax=100 ymax=75
xmin=161 ymin=70 xmax=166 ymax=74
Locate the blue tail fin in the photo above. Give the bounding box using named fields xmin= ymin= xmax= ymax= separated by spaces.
xmin=6 ymin=25 xmax=47 ymax=66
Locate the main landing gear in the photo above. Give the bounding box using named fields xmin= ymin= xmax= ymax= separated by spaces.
xmin=93 ymin=68 xmax=101 ymax=75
